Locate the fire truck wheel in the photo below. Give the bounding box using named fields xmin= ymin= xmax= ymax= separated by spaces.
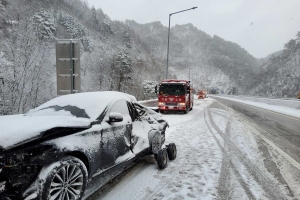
xmin=156 ymin=148 xmax=168 ymax=169
xmin=167 ymin=143 xmax=177 ymax=160
xmin=160 ymin=110 xmax=165 ymax=114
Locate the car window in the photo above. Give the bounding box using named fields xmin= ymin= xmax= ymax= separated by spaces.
xmin=110 ymin=100 xmax=131 ymax=121
xmin=133 ymin=103 xmax=147 ymax=117
xmin=127 ymin=102 xmax=138 ymax=121
xmin=135 ymin=106 xmax=146 ymax=117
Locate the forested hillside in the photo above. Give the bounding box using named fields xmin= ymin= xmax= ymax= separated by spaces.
xmin=248 ymin=33 xmax=300 ymax=97
xmin=126 ymin=21 xmax=260 ymax=94
xmin=0 ymin=0 xmax=298 ymax=115
xmin=0 ymin=0 xmax=168 ymax=115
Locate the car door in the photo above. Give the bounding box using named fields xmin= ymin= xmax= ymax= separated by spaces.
xmin=99 ymin=99 xmax=133 ymax=170
xmin=128 ymin=102 xmax=153 ymax=155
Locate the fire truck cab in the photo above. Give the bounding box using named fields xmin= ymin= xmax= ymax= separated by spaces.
xmin=156 ymin=79 xmax=194 ymax=114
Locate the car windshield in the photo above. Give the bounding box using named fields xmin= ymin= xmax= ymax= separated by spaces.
xmin=159 ymin=84 xmax=185 ymax=96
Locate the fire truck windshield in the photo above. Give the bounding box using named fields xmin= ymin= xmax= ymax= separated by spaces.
xmin=159 ymin=84 xmax=186 ymax=96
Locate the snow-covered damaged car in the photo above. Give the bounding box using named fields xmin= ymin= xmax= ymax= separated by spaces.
xmin=0 ymin=91 xmax=177 ymax=200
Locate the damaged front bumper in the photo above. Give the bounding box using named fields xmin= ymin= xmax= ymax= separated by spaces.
xmin=0 ymin=145 xmax=57 ymax=199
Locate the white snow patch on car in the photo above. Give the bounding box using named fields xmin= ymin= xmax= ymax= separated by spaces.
xmin=0 ymin=115 xmax=90 ymax=150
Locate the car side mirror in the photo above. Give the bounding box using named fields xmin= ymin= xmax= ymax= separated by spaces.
xmin=108 ymin=112 xmax=123 ymax=123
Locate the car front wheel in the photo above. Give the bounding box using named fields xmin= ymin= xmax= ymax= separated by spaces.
xmin=156 ymin=148 xmax=168 ymax=169
xmin=38 ymin=156 xmax=88 ymax=200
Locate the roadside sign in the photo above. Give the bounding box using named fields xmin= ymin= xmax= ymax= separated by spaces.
xmin=56 ymin=39 xmax=81 ymax=95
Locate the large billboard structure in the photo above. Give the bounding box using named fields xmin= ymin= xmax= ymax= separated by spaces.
xmin=56 ymin=39 xmax=81 ymax=95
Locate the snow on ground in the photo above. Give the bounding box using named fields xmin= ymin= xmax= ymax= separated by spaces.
xmin=96 ymin=96 xmax=300 ymax=200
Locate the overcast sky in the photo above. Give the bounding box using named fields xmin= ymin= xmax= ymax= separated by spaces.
xmin=85 ymin=0 xmax=300 ymax=58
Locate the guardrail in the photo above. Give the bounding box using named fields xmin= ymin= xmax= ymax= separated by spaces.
xmin=209 ymin=94 xmax=300 ymax=110
xmin=138 ymin=99 xmax=158 ymax=107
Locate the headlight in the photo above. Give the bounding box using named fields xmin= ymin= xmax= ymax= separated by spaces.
xmin=158 ymin=102 xmax=165 ymax=106
xmin=178 ymin=103 xmax=185 ymax=106
xmin=5 ymin=152 xmax=29 ymax=167
xmin=4 ymin=145 xmax=52 ymax=167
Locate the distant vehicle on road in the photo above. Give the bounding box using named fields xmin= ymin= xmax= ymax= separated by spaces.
xmin=197 ymin=90 xmax=207 ymax=99
xmin=156 ymin=79 xmax=194 ymax=114
xmin=0 ymin=91 xmax=177 ymax=200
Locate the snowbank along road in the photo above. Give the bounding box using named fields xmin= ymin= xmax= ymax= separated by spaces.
xmin=89 ymin=97 xmax=300 ymax=200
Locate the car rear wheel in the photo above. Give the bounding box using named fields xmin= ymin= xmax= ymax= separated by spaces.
xmin=156 ymin=148 xmax=168 ymax=169
xmin=38 ymin=156 xmax=88 ymax=200
xmin=167 ymin=143 xmax=177 ymax=160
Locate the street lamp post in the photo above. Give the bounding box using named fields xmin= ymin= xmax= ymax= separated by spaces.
xmin=189 ymin=66 xmax=190 ymax=81
xmin=166 ymin=6 xmax=197 ymax=79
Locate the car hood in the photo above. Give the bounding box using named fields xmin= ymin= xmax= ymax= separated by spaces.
xmin=0 ymin=114 xmax=91 ymax=150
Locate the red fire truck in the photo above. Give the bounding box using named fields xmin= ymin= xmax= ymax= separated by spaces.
xmin=156 ymin=79 xmax=194 ymax=114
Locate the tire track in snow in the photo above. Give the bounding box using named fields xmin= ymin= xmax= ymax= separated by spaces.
xmin=205 ymin=108 xmax=286 ymax=200
xmin=205 ymin=108 xmax=256 ymax=200
xmin=218 ymin=102 xmax=299 ymax=198
xmin=216 ymin=111 xmax=233 ymax=200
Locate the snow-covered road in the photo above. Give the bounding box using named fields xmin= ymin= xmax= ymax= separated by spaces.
xmin=92 ymin=97 xmax=300 ymax=200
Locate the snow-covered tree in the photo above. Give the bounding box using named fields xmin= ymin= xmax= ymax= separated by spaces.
xmin=91 ymin=6 xmax=99 ymax=30
xmin=111 ymin=51 xmax=133 ymax=92
xmin=32 ymin=11 xmax=56 ymax=39
xmin=0 ymin=0 xmax=7 ymax=10
xmin=60 ymin=13 xmax=91 ymax=51
xmin=142 ymin=80 xmax=157 ymax=99
xmin=1 ymin=21 xmax=55 ymax=114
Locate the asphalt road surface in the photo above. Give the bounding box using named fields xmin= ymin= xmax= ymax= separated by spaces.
xmin=213 ymin=96 xmax=300 ymax=164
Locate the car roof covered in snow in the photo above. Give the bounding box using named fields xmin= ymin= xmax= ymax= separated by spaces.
xmin=27 ymin=91 xmax=137 ymax=120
